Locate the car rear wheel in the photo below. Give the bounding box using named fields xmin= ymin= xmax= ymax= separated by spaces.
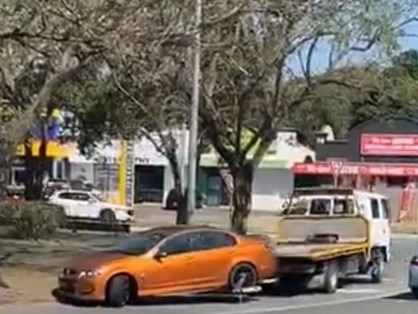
xmin=105 ymin=275 xmax=131 ymax=307
xmin=228 ymin=263 xmax=258 ymax=293
xmin=100 ymin=209 xmax=116 ymax=224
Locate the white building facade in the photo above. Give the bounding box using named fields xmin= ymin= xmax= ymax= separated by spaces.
xmin=65 ymin=129 xmax=315 ymax=211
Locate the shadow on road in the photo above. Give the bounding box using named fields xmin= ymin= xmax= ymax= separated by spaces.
xmin=384 ymin=292 xmax=415 ymax=301
xmin=51 ymin=288 xmax=257 ymax=308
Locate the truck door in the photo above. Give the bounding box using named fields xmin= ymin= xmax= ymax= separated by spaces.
xmin=379 ymin=198 xmax=391 ymax=261
xmin=369 ymin=197 xmax=387 ymax=251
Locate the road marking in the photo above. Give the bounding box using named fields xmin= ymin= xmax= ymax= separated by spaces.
xmin=217 ymin=289 xmax=407 ymax=314
xmin=338 ymin=288 xmax=380 ymax=294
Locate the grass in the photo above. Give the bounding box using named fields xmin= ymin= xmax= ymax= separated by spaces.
xmin=0 ymin=230 xmax=120 ymax=305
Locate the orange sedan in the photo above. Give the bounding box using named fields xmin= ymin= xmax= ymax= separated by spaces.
xmin=57 ymin=225 xmax=278 ymax=307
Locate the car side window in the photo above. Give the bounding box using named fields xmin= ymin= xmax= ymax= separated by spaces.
xmin=196 ymin=231 xmax=237 ymax=251
xmin=59 ymin=192 xmax=75 ymax=200
xmin=371 ymin=198 xmax=380 ymax=218
xmin=160 ymin=233 xmax=194 ymax=256
xmin=75 ymin=193 xmax=90 ymax=201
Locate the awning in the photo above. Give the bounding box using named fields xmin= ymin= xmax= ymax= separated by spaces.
xmin=293 ymin=162 xmax=418 ymax=177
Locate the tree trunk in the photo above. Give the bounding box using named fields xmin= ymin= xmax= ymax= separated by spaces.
xmin=24 ymin=137 xmax=36 ymax=200
xmin=0 ymin=140 xmax=13 ymax=201
xmin=231 ymin=163 xmax=254 ymax=234
xmin=167 ymin=155 xmax=188 ymax=225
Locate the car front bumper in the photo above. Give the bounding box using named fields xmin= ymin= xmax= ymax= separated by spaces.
xmin=57 ymin=276 xmax=105 ymax=301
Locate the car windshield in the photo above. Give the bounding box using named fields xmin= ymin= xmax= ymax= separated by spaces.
xmin=113 ymin=232 xmax=167 ymax=255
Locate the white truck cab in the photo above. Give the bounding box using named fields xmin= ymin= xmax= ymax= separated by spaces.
xmin=284 ymin=188 xmax=391 ymax=262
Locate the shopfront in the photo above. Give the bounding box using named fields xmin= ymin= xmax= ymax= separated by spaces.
xmin=293 ymin=117 xmax=418 ymax=221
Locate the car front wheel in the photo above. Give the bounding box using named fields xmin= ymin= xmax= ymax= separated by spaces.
xmin=105 ymin=275 xmax=131 ymax=307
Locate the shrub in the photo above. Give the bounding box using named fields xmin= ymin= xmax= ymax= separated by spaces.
xmin=0 ymin=201 xmax=65 ymax=240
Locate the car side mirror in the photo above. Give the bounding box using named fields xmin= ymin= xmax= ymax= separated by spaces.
xmin=154 ymin=251 xmax=168 ymax=260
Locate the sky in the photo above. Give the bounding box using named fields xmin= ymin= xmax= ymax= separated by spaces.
xmin=288 ymin=21 xmax=418 ymax=77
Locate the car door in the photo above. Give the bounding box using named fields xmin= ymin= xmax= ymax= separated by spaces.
xmin=75 ymin=192 xmax=99 ymax=218
xmin=70 ymin=192 xmax=92 ymax=218
xmin=142 ymin=232 xmax=196 ymax=294
xmin=190 ymin=231 xmax=237 ymax=287
xmin=55 ymin=192 xmax=77 ymax=217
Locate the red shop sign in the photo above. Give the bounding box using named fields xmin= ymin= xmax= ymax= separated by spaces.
xmin=361 ymin=134 xmax=418 ymax=156
xmin=293 ymin=162 xmax=418 ymax=177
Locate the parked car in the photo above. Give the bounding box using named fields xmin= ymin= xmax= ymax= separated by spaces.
xmin=163 ymin=188 xmax=204 ymax=210
xmin=57 ymin=225 xmax=278 ymax=307
xmin=408 ymin=255 xmax=418 ymax=297
xmin=48 ymin=189 xmax=134 ymax=225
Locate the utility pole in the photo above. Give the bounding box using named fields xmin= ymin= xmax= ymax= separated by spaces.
xmin=186 ymin=0 xmax=202 ymax=219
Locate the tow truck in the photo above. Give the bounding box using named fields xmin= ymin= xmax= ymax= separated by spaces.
xmin=274 ymin=187 xmax=391 ymax=293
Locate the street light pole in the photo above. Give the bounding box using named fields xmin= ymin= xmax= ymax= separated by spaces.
xmin=186 ymin=0 xmax=202 ymax=219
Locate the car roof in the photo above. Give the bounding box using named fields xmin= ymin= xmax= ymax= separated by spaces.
xmin=142 ymin=225 xmax=227 ymax=237
xmin=56 ymin=189 xmax=92 ymax=194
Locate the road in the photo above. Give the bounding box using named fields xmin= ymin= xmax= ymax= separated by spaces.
xmin=3 ymin=236 xmax=418 ymax=314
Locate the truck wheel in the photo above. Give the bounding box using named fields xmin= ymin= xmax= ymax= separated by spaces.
xmin=323 ymin=260 xmax=338 ymax=293
xmin=228 ymin=263 xmax=258 ymax=293
xmin=100 ymin=209 xmax=116 ymax=224
xmin=371 ymin=257 xmax=384 ymax=284
xmin=105 ymin=275 xmax=131 ymax=307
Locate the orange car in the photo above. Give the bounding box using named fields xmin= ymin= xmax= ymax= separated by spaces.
xmin=57 ymin=225 xmax=278 ymax=307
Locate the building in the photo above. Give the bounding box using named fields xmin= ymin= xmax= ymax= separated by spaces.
xmin=66 ymin=128 xmax=314 ymax=211
xmin=292 ymin=117 xmax=418 ymax=221
xmin=9 ymin=109 xmax=71 ymax=186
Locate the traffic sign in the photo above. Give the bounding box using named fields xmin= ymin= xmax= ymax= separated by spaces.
xmin=327 ymin=158 xmax=346 ymax=187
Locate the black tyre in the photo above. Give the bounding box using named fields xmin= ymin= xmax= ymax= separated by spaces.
xmin=323 ymin=260 xmax=338 ymax=293
xmin=228 ymin=263 xmax=258 ymax=293
xmin=100 ymin=209 xmax=116 ymax=224
xmin=105 ymin=275 xmax=131 ymax=307
xmin=371 ymin=257 xmax=384 ymax=284
xmin=411 ymin=287 xmax=418 ymax=299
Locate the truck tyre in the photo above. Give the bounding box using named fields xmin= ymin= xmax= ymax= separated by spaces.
xmin=228 ymin=262 xmax=258 ymax=293
xmin=100 ymin=209 xmax=116 ymax=224
xmin=371 ymin=256 xmax=384 ymax=284
xmin=323 ymin=260 xmax=338 ymax=293
xmin=105 ymin=274 xmax=131 ymax=307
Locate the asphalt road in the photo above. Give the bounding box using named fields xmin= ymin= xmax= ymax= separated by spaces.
xmin=3 ymin=236 xmax=418 ymax=314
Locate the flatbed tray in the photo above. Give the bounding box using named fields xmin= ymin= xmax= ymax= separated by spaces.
xmin=274 ymin=241 xmax=367 ymax=260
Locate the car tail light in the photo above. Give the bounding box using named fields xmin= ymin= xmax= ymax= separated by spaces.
xmin=411 ymin=256 xmax=418 ymax=266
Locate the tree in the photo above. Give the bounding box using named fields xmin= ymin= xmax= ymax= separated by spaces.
xmin=187 ymin=0 xmax=418 ymax=234
xmin=52 ymin=0 xmax=230 ymax=224
xmin=0 ymin=0 xmax=174 ymax=199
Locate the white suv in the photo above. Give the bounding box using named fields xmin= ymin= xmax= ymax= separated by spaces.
xmin=48 ymin=190 xmax=134 ymax=224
